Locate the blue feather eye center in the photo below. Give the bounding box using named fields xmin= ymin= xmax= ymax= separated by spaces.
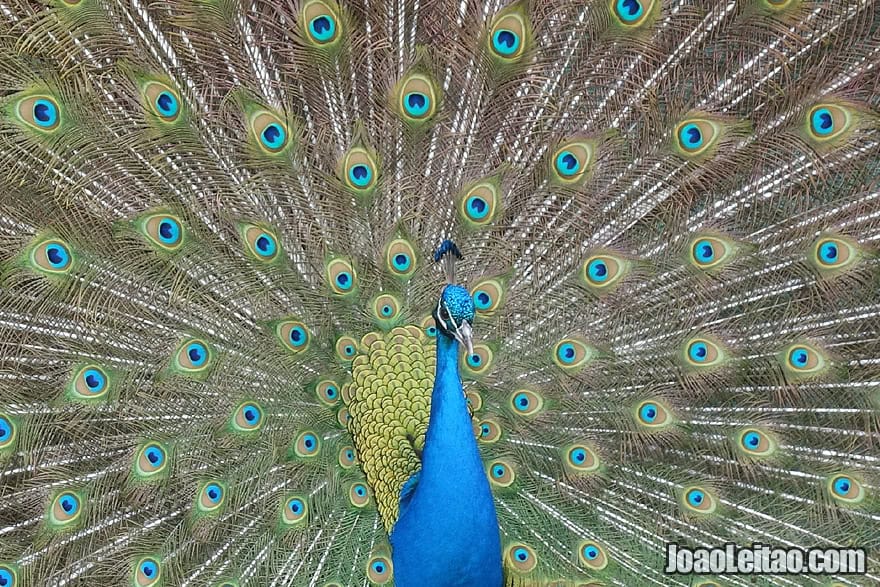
xmin=243 ymin=404 xmax=260 ymax=425
xmin=371 ymin=561 xmax=385 ymax=573
xmin=45 ymin=243 xmax=70 ymax=269
xmin=640 ymin=403 xmax=658 ymax=422
xmin=255 ymin=233 xmax=277 ymax=257
xmin=492 ymin=464 xmax=506 ymax=478
xmin=187 ymin=343 xmax=207 ymax=366
xmin=404 ymin=92 xmax=430 ymax=117
xmin=348 ymin=163 xmax=372 ymax=187
xmin=492 ymin=29 xmax=520 ymax=55
xmin=587 ymin=259 xmax=608 ymax=282
xmin=514 ymin=393 xmax=530 ymax=411
xmin=583 ymin=545 xmax=599 ymax=559
xmin=289 ymin=326 xmax=307 ymax=347
xmin=688 ymin=341 xmax=708 ymax=362
xmin=0 ymin=417 xmax=11 ymax=442
xmin=158 ymin=218 xmax=181 ymax=245
xmin=83 ymin=368 xmax=106 ymax=391
xmin=302 ymin=433 xmax=317 ymax=451
xmin=557 ymin=342 xmax=577 ymax=364
xmin=743 ymin=432 xmax=761 ymax=448
xmin=680 ymin=123 xmax=703 ymax=148
xmin=309 ymin=15 xmax=336 ymax=42
xmin=425 ymin=325 xmax=437 ymax=337
xmin=686 ymin=489 xmax=705 ymax=507
xmin=570 ymin=448 xmax=587 ymax=463
xmin=60 ymin=493 xmax=79 ymax=514
xmin=513 ymin=547 xmax=530 ymax=562
xmin=335 ymin=271 xmax=352 ymax=290
xmin=140 ymin=560 xmax=158 ymax=578
xmin=392 ymin=253 xmax=411 ymax=271
xmin=694 ymin=239 xmax=715 ymax=263
xmin=789 ymin=347 xmax=809 ymax=368
xmin=616 ymin=0 xmax=643 ymax=20
xmin=354 ymin=483 xmax=366 ymax=497
xmin=261 ymin=123 xmax=286 ymax=149
xmin=33 ymin=98 xmax=58 ymax=127
xmin=0 ymin=569 xmax=14 ymax=586
xmin=205 ymin=483 xmax=223 ymax=503
xmin=811 ymin=108 xmax=834 ymax=135
xmin=344 ymin=345 xmax=354 ymax=356
xmin=833 ymin=477 xmax=851 ymax=496
xmin=155 ymin=91 xmax=178 ymax=117
xmin=819 ymin=240 xmax=839 ymax=264
xmin=473 ymin=290 xmax=492 ymax=310
xmin=467 ymin=354 xmax=482 ymax=368
xmin=466 ymin=195 xmax=489 ymax=219
xmin=145 ymin=445 xmax=165 ymax=466
xmin=555 ymin=150 xmax=580 ymax=176
xmin=288 ymin=498 xmax=304 ymax=513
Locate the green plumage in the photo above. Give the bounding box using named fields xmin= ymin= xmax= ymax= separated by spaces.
xmin=0 ymin=0 xmax=879 ymax=585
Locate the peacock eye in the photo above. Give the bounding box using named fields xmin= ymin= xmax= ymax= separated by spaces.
xmin=440 ymin=307 xmax=450 ymax=320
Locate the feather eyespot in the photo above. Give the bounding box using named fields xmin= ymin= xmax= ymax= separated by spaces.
xmin=17 ymin=94 xmax=61 ymax=132
xmin=0 ymin=414 xmax=17 ymax=452
xmin=564 ymin=444 xmax=600 ymax=473
xmin=611 ymin=0 xmax=656 ymax=27
xmin=674 ymin=117 xmax=722 ymax=157
xmin=71 ymin=365 xmax=109 ymax=400
xmin=779 ymin=341 xmax=828 ymax=380
xmin=372 ymin=293 xmax=402 ymax=326
xmin=30 ymin=238 xmax=73 ymax=274
xmin=809 ymin=235 xmax=861 ymax=275
xmin=282 ymin=495 xmax=308 ymax=525
xmin=489 ymin=11 xmax=527 ymax=61
xmin=239 ymin=224 xmax=280 ymax=261
xmin=294 ymin=431 xmax=321 ymax=458
xmin=135 ymin=441 xmax=169 ymax=479
xmin=458 ymin=177 xmax=500 ymax=226
xmin=197 ymin=481 xmax=226 ymax=513
xmin=579 ymin=252 xmax=631 ymax=294
xmin=462 ymin=344 xmax=494 ymax=378
xmin=316 ymin=379 xmax=340 ymax=406
xmin=338 ymin=446 xmax=356 ymax=468
xmin=231 ymin=402 xmax=264 ymax=433
xmin=175 ymin=339 xmax=212 ymax=373
xmin=682 ymin=337 xmax=726 ymax=370
xmin=505 ymin=543 xmax=537 ymax=573
xmin=142 ymin=81 xmax=181 ymax=122
xmin=488 ymin=460 xmax=515 ymax=487
xmin=552 ymin=337 xmax=595 ymax=372
xmin=135 ymin=557 xmax=161 ymax=586
xmin=385 ymin=238 xmax=417 ymax=277
xmin=681 ymin=486 xmax=717 ymax=514
xmin=302 ymin=0 xmax=341 ymax=46
xmin=275 ymin=320 xmax=311 ymax=354
xmin=578 ymin=541 xmax=608 ymax=570
xmin=335 ymin=335 xmax=358 ymax=361
xmin=0 ymin=565 xmax=18 ymax=587
xmin=326 ymin=257 xmax=357 ymax=295
xmin=349 ymin=482 xmax=371 ymax=507
xmin=510 ymin=389 xmax=543 ymax=416
xmin=808 ymin=104 xmax=851 ymax=142
xmin=476 ymin=418 xmax=501 ymax=443
xmin=827 ymin=475 xmax=865 ymax=505
xmin=366 ymin=556 xmax=392 ymax=583
xmin=140 ymin=213 xmax=184 ymax=250
xmin=735 ymin=428 xmax=776 ymax=458
xmin=397 ymin=74 xmax=438 ymax=122
xmin=687 ymin=235 xmax=739 ymax=271
xmin=49 ymin=490 xmax=83 ymax=529
xmin=550 ymin=139 xmax=594 ymax=184
xmin=470 ymin=278 xmax=505 ymax=315
xmin=634 ymin=400 xmax=672 ymax=429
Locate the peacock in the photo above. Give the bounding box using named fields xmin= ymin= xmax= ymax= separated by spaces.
xmin=0 ymin=0 xmax=879 ymax=585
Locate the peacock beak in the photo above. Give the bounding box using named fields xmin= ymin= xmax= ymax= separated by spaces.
xmin=454 ymin=321 xmax=474 ymax=357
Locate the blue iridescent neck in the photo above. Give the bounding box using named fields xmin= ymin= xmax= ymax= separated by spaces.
xmin=389 ymin=333 xmax=502 ymax=586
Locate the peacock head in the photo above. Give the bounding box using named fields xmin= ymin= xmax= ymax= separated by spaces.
xmin=432 ymin=239 xmax=475 ymax=355
xmin=434 ymin=285 xmax=475 ymax=355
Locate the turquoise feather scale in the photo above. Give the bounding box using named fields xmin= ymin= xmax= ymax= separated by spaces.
xmin=1 ymin=0 xmax=879 ymax=586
